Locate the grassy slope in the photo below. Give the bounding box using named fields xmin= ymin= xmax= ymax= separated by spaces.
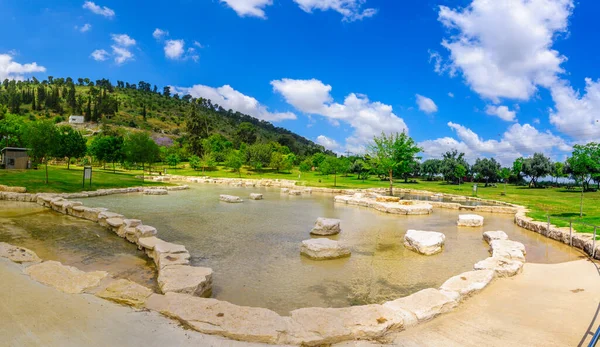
xmin=2 ymin=163 xmax=598 ymax=235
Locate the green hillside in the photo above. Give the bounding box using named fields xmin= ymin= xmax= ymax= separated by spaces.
xmin=0 ymin=77 xmax=330 ymax=157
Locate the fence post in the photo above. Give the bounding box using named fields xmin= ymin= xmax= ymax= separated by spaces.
xmin=593 ymin=227 xmax=597 ymax=259
xmin=569 ymin=221 xmax=573 ymax=247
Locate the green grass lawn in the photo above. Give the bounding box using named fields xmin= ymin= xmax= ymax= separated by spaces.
xmin=2 ymin=163 xmax=599 ymax=235
xmin=0 ymin=165 xmax=168 ymax=193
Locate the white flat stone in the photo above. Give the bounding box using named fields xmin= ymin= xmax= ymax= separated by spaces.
xmin=457 ymin=214 xmax=484 ymax=227
xmin=219 ymin=195 xmax=243 ymax=203
xmin=300 ymin=239 xmax=350 ymax=260
xmin=289 ymin=190 xmax=302 ymax=196
xmin=474 ymin=257 xmax=524 ymax=277
xmin=483 ymin=230 xmax=508 ymax=244
xmin=489 ymin=240 xmax=526 ymax=261
xmin=157 ymin=265 xmax=213 ymax=297
xmin=383 ymin=288 xmax=457 ymax=322
xmin=249 ymin=193 xmax=263 ymax=200
xmin=403 ymin=230 xmax=445 ymax=256
xmin=144 ymin=188 xmax=168 ymax=195
xmin=439 ymin=270 xmax=495 ymax=302
xmin=0 ymin=242 xmax=41 ymax=263
xmin=25 ymin=261 xmax=108 ymax=294
xmin=310 ymin=217 xmax=341 ymax=236
xmin=95 ymin=279 xmax=153 ymax=308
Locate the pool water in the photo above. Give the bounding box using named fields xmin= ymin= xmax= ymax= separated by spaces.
xmin=0 ymin=201 xmax=157 ymax=290
xmin=79 ymin=184 xmax=579 ymax=314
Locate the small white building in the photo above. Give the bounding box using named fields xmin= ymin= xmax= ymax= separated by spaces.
xmin=69 ymin=115 xmax=85 ymax=124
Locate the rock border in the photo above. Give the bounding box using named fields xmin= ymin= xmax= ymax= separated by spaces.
xmin=1 ymin=175 xmax=595 ymax=346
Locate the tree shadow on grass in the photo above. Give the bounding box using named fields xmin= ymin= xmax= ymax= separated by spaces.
xmin=552 ymin=212 xmax=587 ymax=218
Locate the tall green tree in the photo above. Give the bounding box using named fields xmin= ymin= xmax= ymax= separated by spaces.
xmin=566 ymin=143 xmax=600 ymax=217
xmin=421 ymin=159 xmax=441 ymax=181
xmin=441 ymin=150 xmax=469 ymax=184
xmin=225 ymin=150 xmax=244 ymax=177
xmin=89 ymin=135 xmax=124 ymax=172
xmin=123 ymin=132 xmax=160 ymax=176
xmin=54 ymin=125 xmax=87 ymax=169
xmin=24 ymin=121 xmax=58 ymax=184
xmin=368 ymin=132 xmax=421 ymax=195
xmin=472 ymin=157 xmax=501 ymax=186
xmin=521 ymin=153 xmax=553 ymax=188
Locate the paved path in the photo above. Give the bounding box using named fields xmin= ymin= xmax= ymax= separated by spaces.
xmin=382 ymin=258 xmax=600 ymax=346
xmin=1 ymin=257 xmax=598 ymax=346
xmin=0 ymin=258 xmax=268 ymax=347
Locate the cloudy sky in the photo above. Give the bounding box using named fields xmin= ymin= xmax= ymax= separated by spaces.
xmin=1 ymin=0 xmax=599 ymax=165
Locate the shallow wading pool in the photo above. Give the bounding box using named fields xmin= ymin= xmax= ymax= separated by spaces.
xmin=76 ymin=184 xmax=579 ymax=314
xmin=0 ymin=201 xmax=157 ymax=289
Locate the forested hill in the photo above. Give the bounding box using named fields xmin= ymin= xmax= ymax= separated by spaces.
xmin=0 ymin=77 xmax=330 ymax=157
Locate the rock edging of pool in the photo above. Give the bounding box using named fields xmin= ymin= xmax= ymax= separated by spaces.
xmin=0 ymin=182 xmax=538 ymax=345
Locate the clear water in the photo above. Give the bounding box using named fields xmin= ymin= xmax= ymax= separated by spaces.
xmin=0 ymin=201 xmax=157 ymax=290
xmin=78 ymin=184 xmax=579 ymax=314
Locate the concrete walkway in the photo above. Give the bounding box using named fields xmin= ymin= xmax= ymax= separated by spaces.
xmin=0 ymin=258 xmax=268 ymax=347
xmin=1 ymin=257 xmax=599 ymax=346
xmin=384 ymin=258 xmax=600 ymax=346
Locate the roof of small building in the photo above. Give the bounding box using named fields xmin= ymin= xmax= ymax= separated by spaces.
xmin=1 ymin=147 xmax=29 ymax=153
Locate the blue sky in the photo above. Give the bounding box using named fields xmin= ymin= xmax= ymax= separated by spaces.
xmin=1 ymin=0 xmax=599 ymax=165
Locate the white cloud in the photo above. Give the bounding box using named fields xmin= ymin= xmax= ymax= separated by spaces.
xmin=271 ymin=78 xmax=408 ymax=153
xmin=153 ymin=28 xmax=169 ymax=40
xmin=416 ymin=94 xmax=438 ymax=114
xmin=111 ymin=34 xmax=136 ymax=47
xmin=193 ymin=41 xmax=204 ymax=49
xmin=549 ymin=78 xmax=600 ymax=142
xmin=316 ymin=135 xmax=341 ymax=151
xmin=485 ymin=105 xmax=517 ymax=122
xmin=82 ymin=1 xmax=115 ymax=18
xmin=220 ymin=0 xmax=273 ymax=18
xmin=90 ymin=49 xmax=109 ymax=61
xmin=164 ymin=40 xmax=185 ymax=60
xmin=420 ymin=122 xmax=570 ymax=165
xmin=436 ymin=0 xmax=573 ymax=102
xmin=172 ymin=84 xmax=296 ymax=122
xmin=448 ymin=92 xmax=454 ymax=98
xmin=75 ymin=23 xmax=92 ymax=33
xmin=293 ymin=0 xmax=377 ymax=21
xmin=111 ymin=46 xmax=133 ymax=65
xmin=0 ymin=53 xmax=46 ymax=81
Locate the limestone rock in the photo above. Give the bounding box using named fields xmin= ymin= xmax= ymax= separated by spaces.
xmin=439 ymin=270 xmax=495 ymax=302
xmin=144 ymin=188 xmax=168 ymax=195
xmin=376 ymin=196 xmax=401 ymax=202
xmin=145 ymin=292 xmax=285 ymax=344
xmin=96 ymin=279 xmax=153 ymax=308
xmin=157 ymin=251 xmax=191 ymax=268
xmin=25 ymin=261 xmax=108 ymax=294
xmin=310 ymin=217 xmax=341 ymax=236
xmin=300 ymin=239 xmax=351 ymax=260
xmin=249 ymin=193 xmax=263 ymax=200
xmin=457 ymin=214 xmax=484 ymax=227
xmin=157 ymin=265 xmax=213 ymax=297
xmin=403 ymin=230 xmax=445 ymax=256
xmin=289 ymin=190 xmax=302 ymax=196
xmin=106 ymin=217 xmax=124 ymax=228
xmin=285 ymin=304 xmax=405 ymax=346
xmin=489 ymin=240 xmax=526 ymax=261
xmin=473 ymin=257 xmax=524 ymax=277
xmin=219 ymin=195 xmax=243 ymax=203
xmin=0 ymin=242 xmax=41 ymax=263
xmin=98 ymin=211 xmax=125 ymax=227
xmin=483 ymin=230 xmax=508 ymax=244
xmin=383 ymin=288 xmax=457 ymax=322
xmin=135 ymin=225 xmax=158 ymax=238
